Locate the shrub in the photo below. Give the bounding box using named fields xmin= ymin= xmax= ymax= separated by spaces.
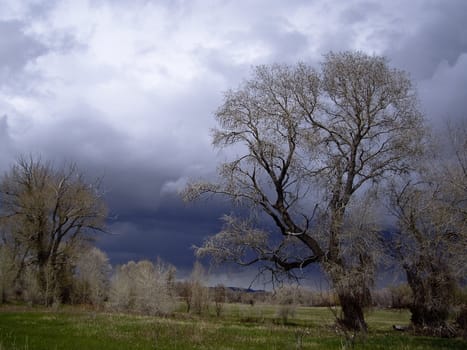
xmin=108 ymin=259 xmax=176 ymax=315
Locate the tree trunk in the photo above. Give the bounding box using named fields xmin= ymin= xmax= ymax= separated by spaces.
xmin=37 ymin=259 xmax=48 ymax=305
xmin=37 ymin=256 xmax=56 ymax=306
xmin=326 ymin=260 xmax=371 ymax=332
xmin=410 ymin=303 xmax=447 ymax=328
xmin=406 ymin=265 xmax=453 ymax=329
xmin=338 ymin=292 xmax=368 ymax=332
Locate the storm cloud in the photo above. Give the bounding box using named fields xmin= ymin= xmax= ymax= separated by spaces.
xmin=0 ymin=0 xmax=465 ymax=277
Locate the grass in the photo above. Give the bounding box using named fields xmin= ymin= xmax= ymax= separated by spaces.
xmin=0 ymin=304 xmax=465 ymax=349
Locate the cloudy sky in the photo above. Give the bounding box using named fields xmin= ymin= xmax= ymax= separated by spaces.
xmin=1 ymin=0 xmax=466 ymax=279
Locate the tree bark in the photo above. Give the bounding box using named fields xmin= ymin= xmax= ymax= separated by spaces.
xmin=338 ymin=292 xmax=368 ymax=332
xmin=406 ymin=266 xmax=453 ymax=328
xmin=327 ymin=255 xmax=372 ymax=332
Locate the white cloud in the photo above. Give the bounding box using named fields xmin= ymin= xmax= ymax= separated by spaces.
xmin=160 ymin=177 xmax=188 ymax=196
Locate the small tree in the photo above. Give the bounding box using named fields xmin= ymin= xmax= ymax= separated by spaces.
xmin=178 ymin=280 xmax=193 ymax=313
xmin=189 ymin=261 xmax=209 ymax=315
xmin=0 ymin=156 xmax=107 ymax=305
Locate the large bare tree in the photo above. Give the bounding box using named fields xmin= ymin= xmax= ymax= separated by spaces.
xmin=0 ymin=156 xmax=107 ymax=305
xmin=388 ymin=124 xmax=467 ymax=331
xmin=184 ymin=51 xmax=424 ymax=331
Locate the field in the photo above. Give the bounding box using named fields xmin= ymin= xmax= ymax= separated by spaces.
xmin=0 ymin=304 xmax=465 ymax=349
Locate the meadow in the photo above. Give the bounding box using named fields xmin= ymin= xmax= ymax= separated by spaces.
xmin=0 ymin=304 xmax=465 ymax=350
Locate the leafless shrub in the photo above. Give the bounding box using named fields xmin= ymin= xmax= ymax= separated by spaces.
xmin=72 ymin=246 xmax=111 ymax=307
xmin=108 ymin=259 xmax=176 ymax=315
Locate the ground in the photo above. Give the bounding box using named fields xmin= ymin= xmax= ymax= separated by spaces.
xmin=0 ymin=304 xmax=465 ymax=349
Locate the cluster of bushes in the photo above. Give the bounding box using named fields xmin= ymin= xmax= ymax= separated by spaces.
xmin=0 ymin=243 xmax=179 ymax=316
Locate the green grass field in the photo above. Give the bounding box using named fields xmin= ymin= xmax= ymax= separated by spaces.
xmin=0 ymin=304 xmax=465 ymax=349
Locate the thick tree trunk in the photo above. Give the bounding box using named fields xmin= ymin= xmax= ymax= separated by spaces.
xmin=405 ymin=265 xmax=454 ymax=329
xmin=36 ymin=256 xmax=48 ymax=302
xmin=37 ymin=255 xmax=56 ymax=306
xmin=410 ymin=304 xmax=448 ymax=328
xmin=338 ymin=292 xmax=368 ymax=332
xmin=326 ymin=260 xmax=371 ymax=332
xmin=326 ymin=204 xmax=370 ymax=333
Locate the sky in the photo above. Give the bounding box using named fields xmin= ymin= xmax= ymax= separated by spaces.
xmin=0 ymin=0 xmax=466 ymax=283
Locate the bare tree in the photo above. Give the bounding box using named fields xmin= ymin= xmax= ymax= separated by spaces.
xmin=177 ymin=280 xmax=193 ymax=313
xmin=388 ymin=124 xmax=467 ymax=332
xmin=184 ymin=51 xmax=424 ymax=331
xmin=0 ymin=156 xmax=107 ymax=305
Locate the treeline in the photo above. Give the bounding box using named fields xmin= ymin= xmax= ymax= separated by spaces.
xmin=0 ymin=157 xmax=176 ymax=312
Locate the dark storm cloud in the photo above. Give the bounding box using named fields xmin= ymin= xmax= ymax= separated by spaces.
xmin=7 ymin=93 xmax=226 ymax=267
xmin=378 ymin=0 xmax=467 ymax=124
xmin=418 ymin=54 xmax=467 ymax=125
xmin=387 ymin=0 xmax=467 ymax=80
xmin=30 ymin=110 xmax=127 ymax=163
xmin=16 ymin=104 xmax=195 ymax=214
xmin=96 ymin=194 xmax=232 ymax=268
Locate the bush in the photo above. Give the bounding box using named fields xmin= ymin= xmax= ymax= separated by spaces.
xmin=72 ymin=247 xmax=111 ymax=307
xmin=108 ymin=259 xmax=176 ymax=315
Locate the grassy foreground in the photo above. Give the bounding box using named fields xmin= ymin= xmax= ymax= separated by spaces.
xmin=0 ymin=304 xmax=465 ymax=349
